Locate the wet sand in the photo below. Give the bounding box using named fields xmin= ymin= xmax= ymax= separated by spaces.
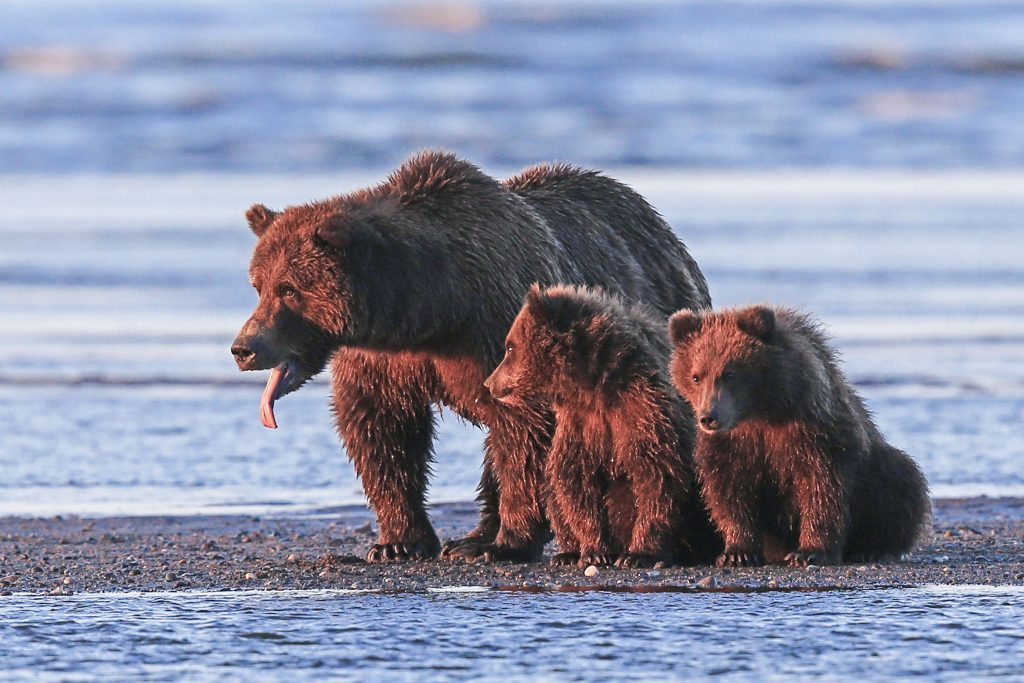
xmin=1 ymin=498 xmax=1022 ymax=595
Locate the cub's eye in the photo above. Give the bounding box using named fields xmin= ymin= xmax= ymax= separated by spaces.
xmin=692 ymin=374 xmax=701 ymax=384
xmin=505 ymin=343 xmax=515 ymax=355
xmin=277 ymin=284 xmax=299 ymax=300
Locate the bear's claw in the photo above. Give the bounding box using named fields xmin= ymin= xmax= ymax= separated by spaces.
xmin=716 ymin=550 xmax=764 ymax=568
xmin=365 ymin=541 xmax=439 ymax=564
xmin=785 ymin=550 xmax=837 ymax=568
xmin=443 ymin=542 xmax=541 ymax=564
xmin=578 ymin=551 xmax=617 ymax=568
xmin=615 ymin=553 xmax=657 ymax=569
xmin=550 ymin=552 xmax=580 ymax=566
xmin=440 ymin=533 xmax=494 ymax=559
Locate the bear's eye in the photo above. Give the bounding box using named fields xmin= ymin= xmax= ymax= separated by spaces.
xmin=277 ymin=284 xmax=299 ymax=300
xmin=692 ymin=374 xmax=701 ymax=384
xmin=505 ymin=342 xmax=515 ymax=355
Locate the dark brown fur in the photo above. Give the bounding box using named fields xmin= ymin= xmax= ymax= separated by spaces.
xmin=668 ymin=305 xmax=931 ymax=567
xmin=232 ymin=150 xmax=710 ymax=563
xmin=485 ymin=285 xmax=721 ymax=567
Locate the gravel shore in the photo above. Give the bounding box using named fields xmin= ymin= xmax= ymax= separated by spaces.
xmin=1 ymin=498 xmax=1022 ymax=595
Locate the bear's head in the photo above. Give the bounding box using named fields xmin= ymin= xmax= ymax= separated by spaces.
xmin=668 ymin=305 xmax=778 ymax=434
xmin=231 ymin=186 xmax=453 ymax=428
xmin=230 ymin=201 xmax=351 ymax=427
xmin=484 ymin=285 xmax=656 ymax=405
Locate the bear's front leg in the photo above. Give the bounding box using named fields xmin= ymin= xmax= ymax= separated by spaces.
xmin=332 ymin=350 xmax=441 ymax=563
xmin=787 ymin=445 xmax=848 ymax=568
xmin=544 ymin=465 xmax=583 ymax=567
xmin=696 ymin=443 xmax=765 ymax=568
xmin=445 ymin=405 xmax=553 ymax=563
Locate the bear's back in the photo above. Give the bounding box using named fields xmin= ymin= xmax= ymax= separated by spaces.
xmin=505 ymin=165 xmax=711 ymax=317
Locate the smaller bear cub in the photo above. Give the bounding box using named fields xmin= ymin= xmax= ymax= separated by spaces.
xmin=669 ymin=304 xmax=930 ymax=567
xmin=486 ymin=284 xmax=720 ymax=568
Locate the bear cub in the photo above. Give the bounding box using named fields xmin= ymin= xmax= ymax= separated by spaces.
xmin=668 ymin=305 xmax=930 ymax=567
xmin=485 ymin=285 xmax=720 ymax=568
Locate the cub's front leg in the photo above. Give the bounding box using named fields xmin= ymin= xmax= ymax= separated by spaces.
xmin=696 ymin=440 xmax=765 ymax=568
xmin=549 ymin=421 xmax=615 ymax=567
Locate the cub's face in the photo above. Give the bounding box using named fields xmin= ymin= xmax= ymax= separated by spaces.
xmin=669 ymin=307 xmax=775 ymax=435
xmin=483 ymin=310 xmax=553 ymax=404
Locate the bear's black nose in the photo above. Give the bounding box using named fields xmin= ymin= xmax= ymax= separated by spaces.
xmin=699 ymin=413 xmax=720 ymax=430
xmin=231 ymin=342 xmax=258 ymax=369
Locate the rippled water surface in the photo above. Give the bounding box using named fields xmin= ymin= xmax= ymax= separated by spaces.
xmin=2 ymin=175 xmax=1022 ymax=514
xmin=3 ymin=0 xmax=1024 ymax=172
xmin=1 ymin=586 xmax=1022 ymax=681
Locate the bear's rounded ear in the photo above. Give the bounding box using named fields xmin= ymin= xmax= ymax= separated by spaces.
xmin=669 ymin=310 xmax=703 ymax=345
xmin=736 ymin=306 xmax=776 ymax=341
xmin=524 ymin=284 xmax=549 ymax=317
xmin=246 ymin=204 xmax=278 ymax=237
xmin=315 ymin=216 xmax=347 ymax=250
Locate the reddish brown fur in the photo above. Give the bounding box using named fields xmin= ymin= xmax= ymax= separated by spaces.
xmin=486 ymin=285 xmax=721 ymax=567
xmin=232 ymin=151 xmax=710 ymax=563
xmin=668 ymin=305 xmax=931 ymax=567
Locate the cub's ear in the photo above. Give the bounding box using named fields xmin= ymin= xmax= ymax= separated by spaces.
xmin=524 ymin=283 xmax=548 ymax=318
xmin=736 ymin=306 xmax=776 ymax=341
xmin=669 ymin=310 xmax=703 ymax=345
xmin=246 ymin=204 xmax=278 ymax=237
xmin=524 ymin=285 xmax=578 ymax=334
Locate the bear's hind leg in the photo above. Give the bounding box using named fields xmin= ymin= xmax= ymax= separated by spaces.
xmin=845 ymin=441 xmax=931 ymax=562
xmin=445 ymin=404 xmax=553 ymax=563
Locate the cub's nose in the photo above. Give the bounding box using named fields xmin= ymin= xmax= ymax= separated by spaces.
xmin=699 ymin=413 xmax=720 ymax=431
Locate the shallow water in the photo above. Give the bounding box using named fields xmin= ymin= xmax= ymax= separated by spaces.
xmin=1 ymin=175 xmax=1022 ymax=515
xmin=2 ymin=0 xmax=1022 ymax=515
xmin=1 ymin=586 xmax=1022 ymax=681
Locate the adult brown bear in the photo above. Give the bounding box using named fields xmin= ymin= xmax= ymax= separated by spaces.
xmin=231 ymin=151 xmax=710 ymax=563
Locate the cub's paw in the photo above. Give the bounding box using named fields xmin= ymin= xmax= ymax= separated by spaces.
xmin=550 ymin=552 xmax=580 ymax=566
xmin=615 ymin=553 xmax=658 ymax=569
xmin=785 ymin=549 xmax=838 ymax=568
xmin=366 ymin=541 xmax=439 ymax=564
xmin=578 ymin=551 xmax=617 ymax=568
xmin=716 ymin=549 xmax=764 ymax=568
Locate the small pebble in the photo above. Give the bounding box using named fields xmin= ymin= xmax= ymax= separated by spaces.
xmin=286 ymin=554 xmax=299 ymax=564
xmin=584 ymin=565 xmax=599 ymax=577
xmin=62 ymin=577 xmax=73 ymax=585
xmin=767 ymin=580 xmax=779 ymax=588
xmin=164 ymin=572 xmax=177 ymax=582
xmin=697 ymin=575 xmax=717 ymax=589
xmin=646 ymin=571 xmax=661 ymax=579
xmin=244 ymin=572 xmax=257 ymax=580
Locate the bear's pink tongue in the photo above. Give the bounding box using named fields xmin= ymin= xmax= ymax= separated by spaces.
xmin=260 ymin=364 xmax=288 ymax=429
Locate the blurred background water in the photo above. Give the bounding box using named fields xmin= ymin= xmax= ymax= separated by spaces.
xmin=4 ymin=0 xmax=1024 ymax=172
xmin=0 ymin=0 xmax=1022 ymax=516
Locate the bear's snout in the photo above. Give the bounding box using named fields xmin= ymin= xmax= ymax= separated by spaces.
xmin=231 ymin=335 xmax=271 ymax=371
xmin=483 ymin=375 xmax=509 ymax=400
xmin=698 ymin=412 xmax=721 ymax=432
